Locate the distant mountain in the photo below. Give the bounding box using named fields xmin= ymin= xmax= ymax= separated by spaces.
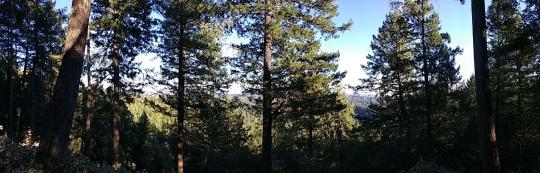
xmin=225 ymin=94 xmax=377 ymax=119
xmin=347 ymin=94 xmax=376 ymax=108
xmin=347 ymin=94 xmax=376 ymax=119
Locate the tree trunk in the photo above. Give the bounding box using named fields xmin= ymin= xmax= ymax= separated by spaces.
xmin=420 ymin=0 xmax=434 ymax=159
xmin=22 ymin=39 xmax=30 ymax=89
xmin=37 ymin=0 xmax=91 ymax=171
xmin=335 ymin=116 xmax=345 ymax=173
xmin=30 ymin=0 xmax=41 ymax=136
xmin=471 ymin=0 xmax=501 ymax=172
xmin=112 ymin=26 xmax=122 ymax=170
xmin=176 ymin=24 xmax=186 ymax=173
xmin=6 ymin=0 xmax=15 ymax=139
xmin=82 ymin=25 xmax=93 ymax=156
xmin=263 ymin=0 xmax=274 ymax=172
xmin=22 ymin=35 xmax=31 ymax=136
xmin=308 ymin=114 xmax=314 ymax=158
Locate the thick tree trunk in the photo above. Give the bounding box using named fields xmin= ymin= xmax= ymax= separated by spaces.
xmin=82 ymin=26 xmax=93 ymax=156
xmin=112 ymin=28 xmax=122 ymax=170
xmin=37 ymin=0 xmax=91 ymax=171
xmin=263 ymin=0 xmax=274 ymax=172
xmin=471 ymin=0 xmax=501 ymax=172
xmin=176 ymin=24 xmax=186 ymax=173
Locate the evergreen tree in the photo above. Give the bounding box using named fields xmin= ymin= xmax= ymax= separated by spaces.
xmin=0 ymin=0 xmax=65 ymax=140
xmin=360 ymin=0 xmax=462 ymax=169
xmin=92 ymin=0 xmax=155 ymax=168
xmin=229 ymin=0 xmax=350 ymax=171
xmin=402 ymin=0 xmax=462 ymax=159
xmin=37 ymin=0 xmax=91 ymax=170
xmin=156 ymin=0 xmax=226 ymax=172
xmin=0 ymin=0 xmax=25 ymax=139
xmin=471 ymin=0 xmax=501 ymax=172
xmin=487 ymin=0 xmax=540 ymax=171
xmin=359 ymin=3 xmax=418 ymax=169
xmin=23 ymin=0 xmax=66 ymax=138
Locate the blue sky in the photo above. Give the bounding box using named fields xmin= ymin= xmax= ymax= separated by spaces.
xmin=321 ymin=0 xmax=491 ymax=89
xmin=55 ymin=0 xmax=491 ymax=94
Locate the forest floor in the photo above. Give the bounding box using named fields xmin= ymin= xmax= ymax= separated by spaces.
xmin=0 ymin=133 xmax=128 ymax=173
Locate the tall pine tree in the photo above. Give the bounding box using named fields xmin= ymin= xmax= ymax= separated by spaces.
xmin=403 ymin=0 xmax=462 ymax=159
xmin=157 ymin=0 xmax=226 ymax=172
xmin=37 ymin=0 xmax=91 ymax=170
xmin=92 ymin=0 xmax=154 ymax=168
xmin=229 ymin=0 xmax=349 ymax=171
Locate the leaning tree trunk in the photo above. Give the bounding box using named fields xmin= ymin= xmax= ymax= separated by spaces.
xmin=262 ymin=0 xmax=274 ymax=173
xmin=37 ymin=0 xmax=91 ymax=171
xmin=470 ymin=0 xmax=501 ymax=172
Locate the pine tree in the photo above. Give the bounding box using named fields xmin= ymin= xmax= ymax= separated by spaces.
xmin=487 ymin=0 xmax=540 ymax=170
xmin=156 ymin=0 xmax=226 ymax=172
xmin=360 ymin=0 xmax=417 ymax=155
xmin=0 ymin=0 xmax=65 ymax=140
xmin=37 ymin=0 xmax=91 ymax=170
xmin=402 ymin=0 xmax=462 ymax=158
xmin=471 ymin=0 xmax=501 ymax=172
xmin=273 ymin=48 xmax=351 ymax=172
xmin=23 ymin=0 xmax=65 ymax=137
xmin=360 ymin=1 xmax=462 ymax=168
xmin=229 ymin=1 xmax=349 ymax=171
xmin=0 ymin=0 xmax=24 ymax=139
xmin=92 ymin=0 xmax=154 ymax=168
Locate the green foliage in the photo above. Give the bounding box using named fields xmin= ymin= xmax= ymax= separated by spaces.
xmin=487 ymin=0 xmax=540 ymax=171
xmin=358 ymin=0 xmax=465 ymax=171
xmin=0 ymin=0 xmax=66 ymax=140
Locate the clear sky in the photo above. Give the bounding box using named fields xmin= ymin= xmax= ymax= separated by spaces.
xmin=55 ymin=0 xmax=491 ymax=94
xmin=321 ymin=0 xmax=491 ymax=90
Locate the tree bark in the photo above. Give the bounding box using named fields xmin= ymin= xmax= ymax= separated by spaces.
xmin=470 ymin=0 xmax=501 ymax=172
xmin=112 ymin=25 xmax=122 ymax=170
xmin=263 ymin=0 xmax=274 ymax=172
xmin=37 ymin=0 xmax=91 ymax=171
xmin=176 ymin=23 xmax=186 ymax=173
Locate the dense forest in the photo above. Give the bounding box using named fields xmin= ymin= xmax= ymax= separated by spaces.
xmin=0 ymin=0 xmax=539 ymax=172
